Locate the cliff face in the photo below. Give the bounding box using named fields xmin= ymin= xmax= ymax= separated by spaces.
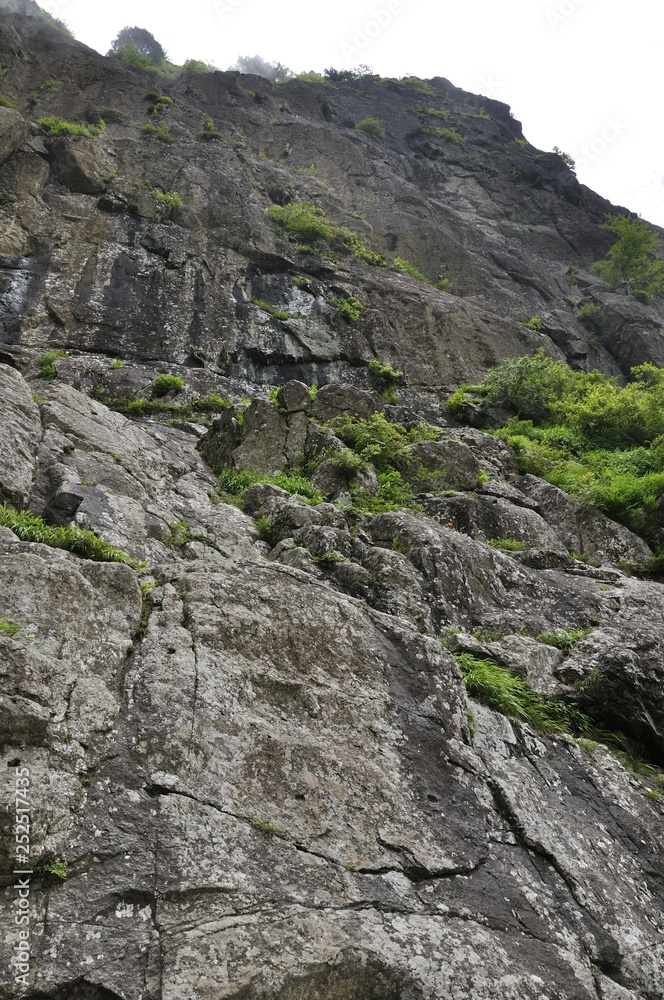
xmin=1 ymin=10 xmax=664 ymax=1000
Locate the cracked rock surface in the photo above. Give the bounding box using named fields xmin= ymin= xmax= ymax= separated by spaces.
xmin=0 ymin=10 xmax=664 ymax=1000
xmin=0 ymin=358 xmax=663 ymax=1000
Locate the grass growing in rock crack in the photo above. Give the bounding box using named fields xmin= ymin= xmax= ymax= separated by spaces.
xmin=0 ymin=504 xmax=142 ymax=568
xmin=217 ymin=468 xmax=324 ymax=506
xmin=266 ymin=201 xmax=426 ymax=280
xmin=38 ymin=350 xmax=68 ymax=380
xmin=454 ymin=651 xmax=658 ymax=776
xmin=536 ymin=627 xmax=592 ymax=653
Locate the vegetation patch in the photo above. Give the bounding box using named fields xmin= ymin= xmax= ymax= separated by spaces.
xmin=454 ymin=651 xmax=657 ymax=775
xmin=38 ymin=350 xmax=68 ymax=381
xmin=152 ymin=374 xmax=184 ymax=397
xmin=447 ymin=351 xmax=664 ymax=566
xmin=536 ymin=627 xmax=592 ymax=653
xmin=266 ymin=202 xmax=426 ymax=281
xmin=217 ymin=468 xmax=324 ymax=506
xmin=37 ymin=116 xmax=105 ymax=138
xmin=329 ymin=294 xmax=364 ymax=322
xmin=0 ymin=504 xmax=141 ymax=568
xmin=486 ymin=538 xmax=527 ymax=552
xmin=355 ymin=117 xmax=385 ymax=139
xmin=592 ymin=213 xmax=664 ymax=302
xmin=140 ymin=123 xmax=174 ymax=143
xmin=420 ymin=125 xmax=466 ymax=146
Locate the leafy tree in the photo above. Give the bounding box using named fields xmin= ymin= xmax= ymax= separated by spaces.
xmin=231 ymin=55 xmax=292 ymax=84
xmin=592 ymin=213 xmax=664 ymax=302
xmin=108 ymin=27 xmax=166 ymax=66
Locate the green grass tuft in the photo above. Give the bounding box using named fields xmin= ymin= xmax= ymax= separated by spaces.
xmin=0 ymin=504 xmax=141 ymax=568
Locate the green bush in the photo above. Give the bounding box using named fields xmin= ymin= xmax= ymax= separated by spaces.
xmin=0 ymin=504 xmax=140 ymax=568
xmin=144 ymin=183 xmax=182 ymax=213
xmin=38 ymin=350 xmax=68 ymax=381
xmin=355 ymin=117 xmax=385 ymax=139
xmin=140 ymin=123 xmax=174 ymax=143
xmin=522 ymin=315 xmax=544 ymax=332
xmin=37 ymin=117 xmax=105 ymax=138
xmin=216 ymin=467 xmax=323 ymax=506
xmin=577 ymin=302 xmax=602 ymax=322
xmin=0 ymin=95 xmax=17 ymax=109
xmin=420 ymin=125 xmax=466 ymax=146
xmin=450 ymin=354 xmax=664 ymax=556
xmin=202 ymin=117 xmax=221 ymax=140
xmin=536 ymin=627 xmax=591 ymax=653
xmin=144 ymin=91 xmax=173 ymax=115
xmin=330 ymin=295 xmax=364 ymax=322
xmin=592 ymin=214 xmax=664 ymax=301
xmin=183 ymin=59 xmax=215 ymax=75
xmin=390 ymin=257 xmax=426 ymax=281
xmin=153 ymin=374 xmax=185 ymax=397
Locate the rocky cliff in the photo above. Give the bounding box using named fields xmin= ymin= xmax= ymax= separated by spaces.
xmin=1 ymin=8 xmax=663 ymax=1000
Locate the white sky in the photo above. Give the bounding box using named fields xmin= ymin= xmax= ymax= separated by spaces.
xmin=41 ymin=0 xmax=664 ymax=227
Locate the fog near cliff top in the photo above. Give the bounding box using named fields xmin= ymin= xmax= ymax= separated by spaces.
xmin=47 ymin=0 xmax=663 ymax=228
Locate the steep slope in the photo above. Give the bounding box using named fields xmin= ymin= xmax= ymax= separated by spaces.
xmin=1 ymin=8 xmax=664 ymax=402
xmin=1 ymin=10 xmax=664 ymax=1000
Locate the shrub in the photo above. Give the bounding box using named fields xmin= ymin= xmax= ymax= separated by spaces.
xmin=401 ymin=77 xmax=435 ymax=97
xmin=592 ymin=214 xmax=664 ymax=301
xmin=522 ymin=315 xmax=544 ymax=331
xmin=355 ymin=117 xmax=385 ymax=139
xmin=98 ymin=107 xmax=127 ymax=124
xmin=330 ymin=295 xmax=364 ymax=322
xmin=183 ymin=59 xmax=215 ymax=75
xmin=0 ymin=95 xmax=17 ymax=109
xmin=254 ymin=515 xmax=279 ymax=546
xmin=37 ymin=117 xmax=105 ymax=138
xmin=369 ymin=359 xmax=404 ymax=399
xmin=153 ymin=374 xmax=184 ymax=397
xmin=413 ymin=105 xmax=451 ymax=119
xmin=536 ymin=627 xmax=591 ymax=653
xmin=476 ymin=349 xmax=574 ymax=420
xmin=420 ymin=125 xmax=466 ymax=146
xmin=38 ymin=350 xmax=68 ymax=381
xmin=0 ymin=504 xmax=141 ymax=568
xmin=144 ymin=183 xmax=182 ymax=213
xmin=140 ymin=123 xmax=174 ymax=142
xmin=435 ymin=278 xmax=453 ymax=293
xmin=553 ymin=146 xmax=576 ymax=170
xmin=202 ymin=117 xmax=221 ymax=140
xmin=577 ymin=302 xmax=602 ymax=323
xmin=144 ymin=91 xmax=173 ymax=115
xmin=390 ymin=257 xmax=426 ymax=281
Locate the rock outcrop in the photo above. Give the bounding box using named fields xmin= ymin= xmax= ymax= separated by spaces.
xmin=0 ymin=9 xmax=663 ymax=1000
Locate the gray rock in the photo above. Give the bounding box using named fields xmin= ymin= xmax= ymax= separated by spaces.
xmin=0 ymin=106 xmax=27 ymax=166
xmin=404 ymin=438 xmax=481 ymax=491
xmin=0 ymin=363 xmax=41 ymax=504
xmin=520 ymin=474 xmax=653 ymax=566
xmin=49 ymin=136 xmax=114 ymax=195
xmin=312 ymin=383 xmax=384 ymax=421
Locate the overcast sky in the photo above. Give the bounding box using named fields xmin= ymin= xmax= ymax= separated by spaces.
xmin=42 ymin=0 xmax=664 ymax=227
